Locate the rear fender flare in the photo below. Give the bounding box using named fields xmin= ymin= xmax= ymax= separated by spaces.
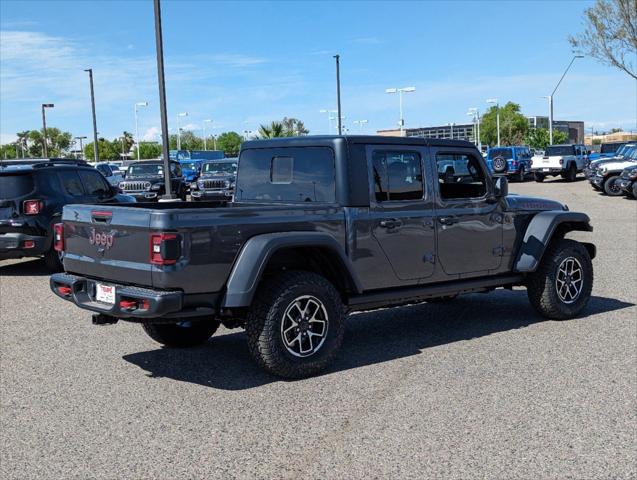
xmin=222 ymin=232 xmax=363 ymax=308
xmin=514 ymin=211 xmax=595 ymax=272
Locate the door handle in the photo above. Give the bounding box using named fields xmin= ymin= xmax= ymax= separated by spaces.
xmin=379 ymin=219 xmax=400 ymax=229
xmin=438 ymin=217 xmax=457 ymax=226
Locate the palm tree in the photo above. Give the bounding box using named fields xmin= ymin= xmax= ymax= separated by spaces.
xmin=258 ymin=121 xmax=285 ymax=138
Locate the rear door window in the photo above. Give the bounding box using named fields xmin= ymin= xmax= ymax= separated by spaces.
xmin=0 ymin=173 xmax=35 ymax=199
xmin=371 ymin=150 xmax=424 ymax=202
xmin=58 ymin=170 xmax=85 ymax=197
xmin=78 ymin=170 xmax=110 ymax=195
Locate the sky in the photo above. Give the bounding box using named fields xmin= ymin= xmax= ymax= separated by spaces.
xmin=1 ymin=0 xmax=636 ymax=146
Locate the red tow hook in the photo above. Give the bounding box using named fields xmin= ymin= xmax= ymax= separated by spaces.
xmin=119 ymin=300 xmax=137 ymax=310
xmin=57 ymin=285 xmax=72 ymax=297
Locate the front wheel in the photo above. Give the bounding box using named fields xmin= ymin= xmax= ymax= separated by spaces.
xmin=534 ymin=172 xmax=545 ymax=183
xmin=565 ymin=163 xmax=577 ymax=182
xmin=142 ymin=319 xmax=220 ymax=348
xmin=245 ymin=271 xmax=345 ymax=378
xmin=526 ymin=239 xmax=593 ymax=320
xmin=603 ymin=175 xmax=623 ymax=196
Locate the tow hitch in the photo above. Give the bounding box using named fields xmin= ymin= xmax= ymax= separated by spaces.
xmin=92 ymin=313 xmax=119 ymax=325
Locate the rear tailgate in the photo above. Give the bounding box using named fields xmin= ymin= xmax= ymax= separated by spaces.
xmin=62 ymin=204 xmax=153 ymax=286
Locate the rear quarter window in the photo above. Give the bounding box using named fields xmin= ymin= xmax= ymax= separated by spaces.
xmin=0 ymin=173 xmax=35 ymax=199
xmin=236 ymin=147 xmax=335 ymax=202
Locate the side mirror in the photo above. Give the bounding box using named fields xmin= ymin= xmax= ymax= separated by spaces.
xmin=494 ymin=176 xmax=508 ymax=198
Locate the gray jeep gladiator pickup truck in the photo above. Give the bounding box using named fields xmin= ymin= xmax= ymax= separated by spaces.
xmin=51 ymin=136 xmax=596 ymax=378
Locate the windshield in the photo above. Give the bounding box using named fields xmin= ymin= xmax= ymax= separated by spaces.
xmin=623 ymin=146 xmax=637 ymax=160
xmin=181 ymin=162 xmax=199 ymax=171
xmin=127 ymin=164 xmax=164 ymax=176
xmin=488 ymin=148 xmax=513 ymax=160
xmin=545 ymin=145 xmax=574 ymax=156
xmin=615 ymin=144 xmax=635 ymax=157
xmin=203 ymin=162 xmax=237 ymax=174
xmin=0 ymin=173 xmax=35 ymax=199
xmin=600 ymin=143 xmax=624 ymax=154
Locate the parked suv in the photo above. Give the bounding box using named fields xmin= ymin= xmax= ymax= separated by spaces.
xmin=485 ymin=146 xmax=533 ymax=181
xmin=51 ymin=136 xmax=596 ymax=378
xmin=191 ymin=158 xmax=238 ymax=201
xmin=95 ymin=162 xmax=124 ymax=187
xmin=588 ymin=141 xmax=629 ymax=162
xmin=119 ymin=160 xmax=187 ymax=201
xmin=0 ymin=159 xmax=134 ymax=271
xmin=179 ymin=159 xmax=203 ymax=191
xmin=590 ymin=146 xmax=637 ymax=196
xmin=617 ymin=164 xmax=637 ymax=198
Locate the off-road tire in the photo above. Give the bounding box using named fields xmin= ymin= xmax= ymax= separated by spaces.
xmin=43 ymin=246 xmax=63 ymax=272
xmin=603 ymin=175 xmax=622 ymax=196
xmin=492 ymin=156 xmax=508 ymax=174
xmin=245 ymin=271 xmax=345 ymax=378
xmin=517 ymin=166 xmax=526 ymax=182
xmin=527 ymin=239 xmax=593 ymax=320
xmin=534 ymin=172 xmax=545 ymax=182
xmin=631 ymin=182 xmax=637 ymax=199
xmin=142 ymin=319 xmax=219 ymax=348
xmin=565 ymin=163 xmax=577 ymax=182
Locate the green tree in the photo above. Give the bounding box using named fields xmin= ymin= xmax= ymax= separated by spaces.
xmin=525 ymin=128 xmax=569 ymax=150
xmin=480 ymin=102 xmax=529 ymax=147
xmin=135 ymin=142 xmax=162 ymax=159
xmin=216 ymin=131 xmax=243 ymax=155
xmin=282 ymin=117 xmax=309 ymax=136
xmin=569 ymin=0 xmax=637 ymax=80
xmin=26 ymin=127 xmax=72 ymax=157
xmin=0 ymin=143 xmax=19 ymax=159
xmin=84 ymin=138 xmax=123 ymax=162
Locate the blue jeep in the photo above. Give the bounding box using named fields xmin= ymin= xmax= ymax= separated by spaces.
xmin=588 ymin=142 xmax=629 ymax=162
xmin=179 ymin=159 xmax=203 ymax=190
xmin=486 ymin=146 xmax=533 ymax=181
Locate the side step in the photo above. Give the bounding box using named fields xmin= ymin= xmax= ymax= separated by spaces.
xmin=347 ymin=274 xmax=525 ymax=312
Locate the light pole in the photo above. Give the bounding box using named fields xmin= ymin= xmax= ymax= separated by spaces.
xmin=547 ymin=55 xmax=583 ymax=145
xmin=84 ymin=68 xmax=99 ymax=162
xmin=486 ymin=98 xmax=500 ymax=146
xmin=353 ymin=120 xmax=368 ymax=132
xmin=386 ymin=86 xmax=416 ymax=136
xmin=319 ymin=109 xmax=337 ymax=134
xmin=74 ymin=136 xmax=87 ymax=159
xmin=176 ymin=112 xmax=188 ymax=150
xmin=41 ymin=103 xmax=54 ymax=158
xmin=203 ymin=119 xmax=212 ymax=150
xmin=448 ymin=122 xmax=455 ymax=140
xmin=467 ymin=108 xmax=481 ymax=149
xmin=134 ymin=101 xmax=148 ymax=160
xmin=334 ymin=54 xmax=342 ymax=135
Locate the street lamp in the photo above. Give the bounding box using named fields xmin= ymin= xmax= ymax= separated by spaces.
xmin=134 ymin=101 xmax=148 ymax=160
xmin=386 ymin=86 xmax=416 ymax=136
xmin=486 ymin=98 xmax=500 ymax=146
xmin=74 ymin=136 xmax=87 ymax=159
xmin=546 ymin=55 xmax=584 ymax=144
xmin=84 ymin=68 xmax=99 ymax=163
xmin=353 ymin=119 xmax=368 ymax=132
xmin=467 ymin=108 xmax=481 ymax=149
xmin=319 ymin=109 xmax=337 ymax=134
xmin=176 ymin=112 xmax=188 ymax=150
xmin=41 ymin=103 xmax=54 ymax=158
xmin=203 ymin=119 xmax=212 ymax=150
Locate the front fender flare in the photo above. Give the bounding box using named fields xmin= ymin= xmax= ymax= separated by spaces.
xmin=222 ymin=232 xmax=363 ymax=308
xmin=514 ymin=211 xmax=594 ymax=272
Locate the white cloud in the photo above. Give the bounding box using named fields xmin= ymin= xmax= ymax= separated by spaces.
xmin=141 ymin=126 xmax=160 ymax=141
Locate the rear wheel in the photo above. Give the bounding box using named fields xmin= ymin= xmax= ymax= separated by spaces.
xmin=565 ymin=163 xmax=577 ymax=182
xmin=43 ymin=246 xmax=63 ymax=272
xmin=603 ymin=175 xmax=622 ymax=196
xmin=527 ymin=239 xmax=593 ymax=320
xmin=245 ymin=271 xmax=345 ymax=378
xmin=632 ymin=182 xmax=637 ymax=198
xmin=142 ymin=319 xmax=219 ymax=348
xmin=534 ymin=172 xmax=545 ymax=182
xmin=517 ymin=165 xmax=526 ymax=182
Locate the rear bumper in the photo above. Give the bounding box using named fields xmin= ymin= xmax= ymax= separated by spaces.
xmin=50 ymin=272 xmax=186 ymax=319
xmin=532 ymin=167 xmax=564 ymax=174
xmin=0 ymin=232 xmax=48 ymax=259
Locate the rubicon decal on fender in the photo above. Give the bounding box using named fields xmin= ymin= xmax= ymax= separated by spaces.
xmin=88 ymin=228 xmax=114 ymax=249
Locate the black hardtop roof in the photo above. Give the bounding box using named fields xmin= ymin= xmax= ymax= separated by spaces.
xmin=203 ymin=158 xmax=238 ymax=163
xmin=0 ymin=158 xmax=90 ymax=172
xmin=129 ymin=159 xmax=178 ymax=165
xmin=241 ymin=135 xmax=477 ymax=150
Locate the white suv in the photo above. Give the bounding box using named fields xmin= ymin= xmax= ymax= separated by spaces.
xmin=531 ymin=144 xmax=589 ymax=182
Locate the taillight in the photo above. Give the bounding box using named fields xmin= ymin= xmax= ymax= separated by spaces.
xmin=54 ymin=223 xmax=64 ymax=252
xmin=23 ymin=200 xmax=42 ymax=215
xmin=559 ymin=158 xmax=564 ymax=165
xmin=149 ymin=233 xmax=181 ymax=265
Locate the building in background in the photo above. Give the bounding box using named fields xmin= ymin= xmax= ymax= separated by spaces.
xmin=377 ymin=117 xmax=585 ymax=144
xmin=584 ymin=130 xmax=637 ymax=145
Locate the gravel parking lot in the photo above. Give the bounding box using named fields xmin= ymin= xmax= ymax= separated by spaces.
xmin=1 ymin=177 xmax=635 ymax=479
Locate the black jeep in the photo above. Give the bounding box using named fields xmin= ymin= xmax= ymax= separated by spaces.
xmin=51 ymin=136 xmax=596 ymax=378
xmin=0 ymin=159 xmax=134 ymax=271
xmin=118 ymin=160 xmax=188 ymax=201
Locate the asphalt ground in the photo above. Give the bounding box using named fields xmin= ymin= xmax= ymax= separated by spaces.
xmin=1 ymin=175 xmax=636 ymax=479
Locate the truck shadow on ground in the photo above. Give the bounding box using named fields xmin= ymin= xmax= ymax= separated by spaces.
xmin=0 ymin=258 xmax=51 ymax=277
xmin=122 ymin=290 xmax=634 ymax=391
